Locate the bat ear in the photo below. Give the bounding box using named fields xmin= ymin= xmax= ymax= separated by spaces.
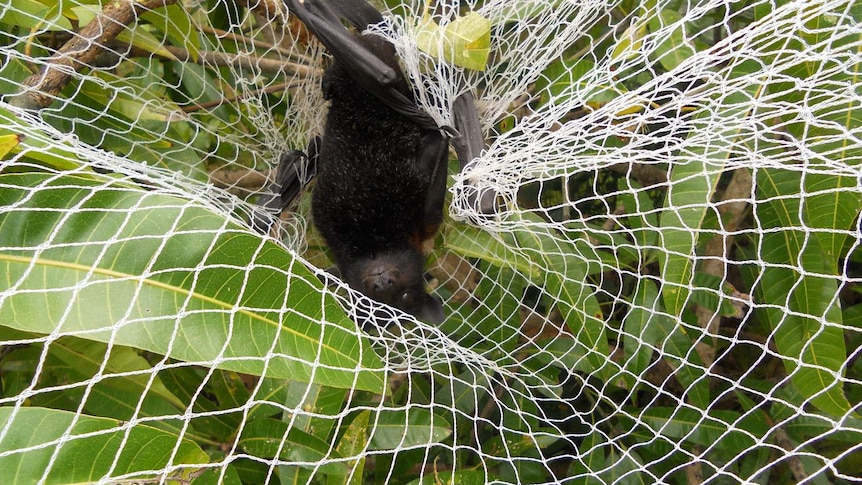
xmin=417 ymin=293 xmax=445 ymax=324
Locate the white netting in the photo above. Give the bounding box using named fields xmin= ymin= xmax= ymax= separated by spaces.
xmin=1 ymin=0 xmax=860 ymax=483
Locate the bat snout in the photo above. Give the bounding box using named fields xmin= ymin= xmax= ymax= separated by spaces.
xmin=363 ymin=266 xmax=400 ymax=294
xmin=346 ymin=250 xmax=444 ymax=323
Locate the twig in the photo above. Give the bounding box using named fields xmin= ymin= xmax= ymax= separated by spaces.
xmin=199 ymin=25 xmax=316 ymax=66
xmin=694 ymin=168 xmax=752 ymax=365
xmin=9 ymin=0 xmax=176 ymax=110
xmin=209 ymin=167 xmax=272 ymax=191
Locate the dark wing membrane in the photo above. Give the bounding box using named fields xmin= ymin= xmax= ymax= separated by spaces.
xmin=451 ymin=90 xmax=496 ymax=213
xmin=252 ymin=139 xmax=319 ymax=234
xmin=284 ymin=0 xmax=439 ymax=131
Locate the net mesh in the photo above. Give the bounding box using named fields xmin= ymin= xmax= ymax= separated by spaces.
xmin=1 ymin=0 xmax=860 ymax=483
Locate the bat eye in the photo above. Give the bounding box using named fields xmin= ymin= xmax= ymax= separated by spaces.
xmin=400 ymin=290 xmax=415 ymax=306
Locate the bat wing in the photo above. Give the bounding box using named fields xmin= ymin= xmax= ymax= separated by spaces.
xmin=286 ymin=0 xmax=494 ymax=217
xmin=253 ymin=137 xmax=319 ymax=234
xmin=451 ymin=90 xmax=484 ymax=172
xmin=285 ymin=0 xmax=439 ymax=131
xmin=451 ymin=90 xmax=497 ymax=213
xmin=418 ymin=130 xmax=449 ymax=238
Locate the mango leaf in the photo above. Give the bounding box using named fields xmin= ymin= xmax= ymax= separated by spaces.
xmin=610 ymin=22 xmax=648 ymax=64
xmin=141 ymin=4 xmax=201 ymax=63
xmin=0 ymin=133 xmax=22 ymax=158
xmin=576 ymin=430 xmax=647 ymax=484
xmin=755 ymin=167 xmax=852 ymax=416
xmin=534 ymin=58 xmax=628 ymax=108
xmin=649 ymin=9 xmax=697 ymax=71
xmin=515 ymin=223 xmax=611 ymax=379
xmin=772 ymin=61 xmax=862 ymax=165
xmin=0 ymin=0 xmax=73 ymax=31
xmin=407 ymin=469 xmax=488 ymax=485
xmin=801 ymin=174 xmax=861 ymax=264
xmin=569 ymin=432 xmax=611 ymax=485
xmin=445 ymin=225 xmax=541 ymax=280
xmin=0 ymin=406 xmax=207 ymax=483
xmin=238 ymin=419 xmax=351 ymax=477
xmin=277 ymin=382 xmax=348 ymax=484
xmin=0 ymin=172 xmax=386 ymax=393
xmin=82 ymin=72 xmax=188 ymax=123
xmin=452 ymin=262 xmax=525 ymax=353
xmin=449 ymin=214 xmax=611 ymax=379
xmin=368 ymin=408 xmax=452 ymax=450
xmin=622 ymin=279 xmax=665 ymax=393
xmin=658 ymin=69 xmax=760 ymax=315
xmin=624 ymin=279 xmax=710 ymax=408
xmin=10 ymin=332 xmax=192 ymax=434
xmin=196 ymin=465 xmax=242 ymax=485
xmin=334 ymin=410 xmax=370 ymax=485
xmin=0 ymin=106 xmax=85 ymax=171
xmin=637 ymin=407 xmax=766 ymax=457
xmin=156 ymin=367 xmax=244 ymax=442
xmin=618 ymin=178 xmax=659 ymax=253
xmin=416 ymin=12 xmax=491 ymax=71
xmin=71 ymin=6 xmax=179 ymax=61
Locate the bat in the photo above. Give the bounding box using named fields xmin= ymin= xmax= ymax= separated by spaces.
xmin=279 ymin=0 xmax=487 ymax=323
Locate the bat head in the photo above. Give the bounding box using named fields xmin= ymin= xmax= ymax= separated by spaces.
xmin=344 ymin=248 xmax=444 ymax=324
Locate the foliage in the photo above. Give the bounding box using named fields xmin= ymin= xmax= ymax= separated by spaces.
xmin=1 ymin=0 xmax=860 ymax=484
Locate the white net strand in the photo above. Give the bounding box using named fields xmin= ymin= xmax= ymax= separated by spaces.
xmin=0 ymin=0 xmax=861 ymax=483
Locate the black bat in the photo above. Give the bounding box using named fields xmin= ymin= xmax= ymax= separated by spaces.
xmin=277 ymin=0 xmax=487 ymax=323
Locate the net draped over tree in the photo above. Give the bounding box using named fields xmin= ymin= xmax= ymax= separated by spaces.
xmin=0 ymin=0 xmax=859 ymax=483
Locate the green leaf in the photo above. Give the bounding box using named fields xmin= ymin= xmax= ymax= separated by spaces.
xmin=649 ymin=9 xmax=697 ymax=71
xmin=637 ymin=407 xmax=766 ymax=457
xmin=141 ymin=4 xmax=201 ymax=63
xmin=0 ymin=106 xmax=85 ymax=171
xmin=81 ymin=72 xmax=188 ymax=123
xmin=575 ymin=431 xmax=647 ymax=484
xmin=622 ymin=279 xmax=665 ymax=392
xmin=284 ymin=383 xmax=346 ymax=434
xmin=277 ymin=383 xmax=348 ymax=484
xmin=333 ymin=410 xmax=370 ymax=485
xmin=436 ymin=368 xmax=487 ymax=415
xmin=622 ymin=279 xmax=709 ymax=408
xmin=514 ymin=214 xmax=611 ymax=378
xmin=445 ymin=225 xmax=541 ymax=280
xmin=755 ymin=168 xmax=853 ymax=416
xmin=658 ymin=78 xmax=760 ymax=315
xmin=368 ymin=408 xmax=452 ymax=451
xmin=690 ymin=271 xmax=742 ymax=317
xmin=802 ymin=173 xmax=861 ymax=265
xmin=569 ymin=432 xmax=610 ymax=485
xmin=777 ymin=5 xmax=862 ymax=164
xmin=0 ymin=172 xmax=386 ymax=393
xmin=407 ymin=469 xmax=488 ymax=485
xmin=155 ymin=366 xmax=243 ymax=442
xmin=238 ymin=418 xmax=351 ymax=477
xmin=416 ymin=12 xmax=491 ymax=71
xmin=28 ymin=335 xmax=192 ymax=430
xmin=0 ymin=133 xmax=22 ymax=158
xmin=610 ymin=22 xmax=648 ymax=64
xmin=0 ymin=0 xmax=73 ymax=31
xmin=447 ymin=216 xmax=611 ymax=379
xmin=0 ymin=406 xmax=207 ymax=483
xmin=482 ymin=426 xmax=559 ymax=457
xmin=70 ymin=6 xmax=179 ymax=61
xmin=534 ymin=58 xmax=628 ymax=108
xmin=196 ymin=465 xmax=243 ymax=485
xmin=458 ymin=263 xmax=525 ymax=352
xmin=618 ymin=178 xmax=659 ymax=253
